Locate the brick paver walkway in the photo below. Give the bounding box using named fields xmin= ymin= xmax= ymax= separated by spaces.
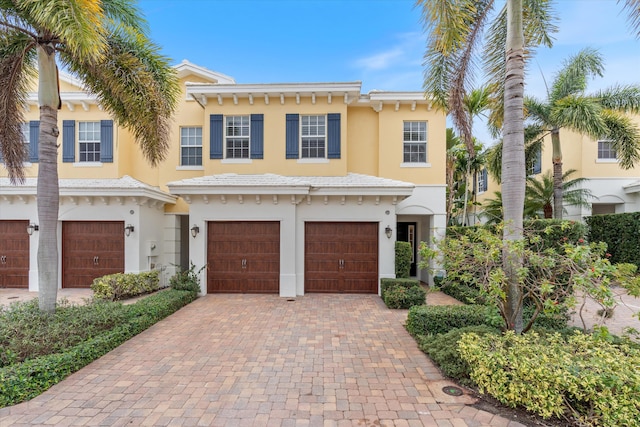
xmin=0 ymin=294 xmax=524 ymax=426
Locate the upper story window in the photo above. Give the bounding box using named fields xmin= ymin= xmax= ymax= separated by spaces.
xmin=301 ymin=115 xmax=326 ymax=159
xmin=0 ymin=122 xmax=38 ymax=164
xmin=21 ymin=123 xmax=30 ymax=154
xmin=78 ymin=122 xmax=101 ymax=162
xmin=62 ymin=120 xmax=113 ymax=164
xmin=225 ymin=116 xmax=250 ymax=159
xmin=528 ymin=146 xmax=542 ymax=175
xmin=403 ymin=121 xmax=427 ymax=163
xmin=180 ymin=127 xmax=202 ymax=166
xmin=598 ymin=140 xmax=617 ymax=160
xmin=478 ymin=168 xmax=488 ymax=193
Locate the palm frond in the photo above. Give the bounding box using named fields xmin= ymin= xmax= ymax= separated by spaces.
xmin=480 ymin=191 xmax=504 ymax=225
xmin=619 ymin=0 xmax=640 ymax=38
xmin=484 ymin=125 xmax=547 ymax=183
xmin=601 ymin=110 xmax=640 ymax=169
xmin=524 ymin=96 xmax=552 ymax=126
xmin=0 ymin=30 xmax=36 ymax=182
xmin=62 ymin=28 xmax=180 ymax=166
xmin=550 ymin=95 xmax=607 ymax=138
xmin=549 ymin=47 xmax=604 ymax=103
xmin=593 ymin=84 xmax=640 ymax=113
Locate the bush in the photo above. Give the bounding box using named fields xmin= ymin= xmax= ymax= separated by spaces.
xmin=439 ymin=281 xmax=486 ymax=305
xmin=459 ymin=331 xmax=640 ymax=426
xmin=383 ymin=284 xmax=426 ymax=309
xmin=0 ymin=289 xmax=197 ymax=408
xmin=170 ymin=262 xmax=205 ymax=293
xmin=91 ymin=271 xmax=159 ymax=301
xmin=416 ymin=325 xmax=500 ymax=383
xmin=380 ymin=278 xmax=419 ymax=299
xmin=406 ymin=304 xmax=502 ymax=336
xmin=587 ymin=212 xmax=640 ymax=268
xmin=395 ymin=241 xmax=412 ymax=278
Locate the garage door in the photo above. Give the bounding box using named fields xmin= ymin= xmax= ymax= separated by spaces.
xmin=305 ymin=222 xmax=378 ymax=293
xmin=207 ymin=221 xmax=280 ymax=293
xmin=62 ymin=221 xmax=125 ymax=288
xmin=0 ymin=220 xmax=30 ymax=288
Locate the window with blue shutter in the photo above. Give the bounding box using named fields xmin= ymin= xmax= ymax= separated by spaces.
xmin=210 ymin=114 xmax=223 ymax=159
xmin=100 ymin=120 xmax=113 ymax=163
xmin=62 ymin=120 xmax=75 ymax=162
xmin=28 ymin=121 xmax=39 ymax=162
xmin=286 ymin=114 xmax=299 ymax=159
xmin=250 ymin=114 xmax=264 ymax=159
xmin=327 ymin=113 xmax=341 ymax=159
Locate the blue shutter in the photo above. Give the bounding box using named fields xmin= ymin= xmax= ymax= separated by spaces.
xmin=285 ymin=114 xmax=299 ymax=159
xmin=62 ymin=120 xmax=75 ymax=163
xmin=210 ymin=114 xmax=223 ymax=159
xmin=250 ymin=114 xmax=264 ymax=159
xmin=327 ymin=113 xmax=341 ymax=159
xmin=29 ymin=121 xmax=39 ymax=162
xmin=100 ymin=120 xmax=113 ymax=163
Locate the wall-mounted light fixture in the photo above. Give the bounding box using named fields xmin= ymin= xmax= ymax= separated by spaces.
xmin=190 ymin=224 xmax=200 ymax=238
xmin=124 ymin=224 xmax=135 ymax=237
xmin=385 ymin=225 xmax=393 ymax=239
xmin=27 ymin=223 xmax=39 ymax=236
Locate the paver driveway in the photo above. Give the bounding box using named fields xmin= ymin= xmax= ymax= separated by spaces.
xmin=0 ymin=294 xmax=523 ymax=426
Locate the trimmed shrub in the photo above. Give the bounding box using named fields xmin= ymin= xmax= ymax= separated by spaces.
xmin=380 ymin=278 xmax=419 ymax=299
xmin=91 ymin=271 xmax=159 ymax=301
xmin=459 ymin=331 xmax=640 ymax=426
xmin=170 ymin=262 xmax=205 ymax=293
xmin=587 ymin=212 xmax=640 ymax=268
xmin=395 ymin=241 xmax=412 ymax=278
xmin=406 ymin=305 xmax=502 ymax=336
xmin=416 ymin=325 xmax=500 ymax=383
xmin=0 ymin=289 xmax=196 ymax=408
xmin=383 ymin=284 xmax=426 ymax=309
xmin=439 ymin=281 xmax=485 ymax=305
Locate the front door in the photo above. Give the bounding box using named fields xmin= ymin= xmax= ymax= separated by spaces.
xmin=396 ymin=222 xmax=417 ymax=276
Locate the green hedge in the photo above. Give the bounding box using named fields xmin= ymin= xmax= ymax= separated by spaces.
xmin=587 ymin=212 xmax=640 ymax=268
xmin=406 ymin=305 xmax=502 ymax=336
xmin=380 ymin=278 xmax=419 ymax=298
xmin=459 ymin=331 xmax=640 ymax=426
xmin=0 ymin=289 xmax=196 ymax=407
xmin=395 ymin=241 xmax=412 ymax=279
xmin=383 ymin=285 xmax=426 ymax=309
xmin=91 ymin=271 xmax=160 ymax=301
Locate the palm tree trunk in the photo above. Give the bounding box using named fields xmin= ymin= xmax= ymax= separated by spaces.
xmin=502 ymin=0 xmax=525 ymax=333
xmin=462 ymin=160 xmax=471 ymax=226
xmin=551 ymin=128 xmax=563 ymax=219
xmin=36 ymin=45 xmax=61 ymax=313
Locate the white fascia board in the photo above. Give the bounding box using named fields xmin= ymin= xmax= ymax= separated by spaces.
xmin=26 ymin=91 xmax=99 ymax=105
xmin=309 ymin=186 xmax=414 ymax=197
xmin=623 ymin=181 xmax=640 ymax=193
xmin=186 ymin=82 xmax=362 ymax=99
xmin=368 ymin=91 xmax=430 ymax=102
xmin=174 ymin=60 xmax=236 ymax=84
xmin=167 ymin=185 xmax=310 ymax=196
xmin=58 ymin=188 xmax=177 ymax=204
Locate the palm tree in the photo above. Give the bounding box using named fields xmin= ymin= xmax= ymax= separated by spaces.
xmin=525 ymin=170 xmax=594 ymax=219
xmin=0 ymin=1 xmax=180 ymax=312
xmin=418 ymin=0 xmax=557 ymax=333
xmin=525 ymin=48 xmax=640 ymax=219
xmin=445 ymin=128 xmax=462 ymax=225
xmin=620 ymin=0 xmax=640 ymax=36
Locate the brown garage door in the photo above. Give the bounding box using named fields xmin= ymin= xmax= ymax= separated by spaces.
xmin=0 ymin=220 xmax=30 ymax=288
xmin=62 ymin=221 xmax=124 ymax=288
xmin=207 ymin=221 xmax=280 ymax=293
xmin=305 ymin=222 xmax=378 ymax=293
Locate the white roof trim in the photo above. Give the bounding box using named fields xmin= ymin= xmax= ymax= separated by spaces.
xmin=186 ymin=82 xmax=362 ymax=100
xmin=174 ymin=60 xmax=236 ymax=84
xmin=623 ymin=180 xmax=640 ymax=194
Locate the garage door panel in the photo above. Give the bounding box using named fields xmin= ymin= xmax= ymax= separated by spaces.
xmin=207 ymin=221 xmax=280 ymax=293
xmin=0 ymin=220 xmax=30 ymax=288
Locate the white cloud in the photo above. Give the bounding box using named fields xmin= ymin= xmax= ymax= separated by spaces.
xmin=353 ymin=48 xmax=406 ymax=71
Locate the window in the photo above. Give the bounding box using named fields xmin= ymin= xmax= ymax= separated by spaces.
xmin=225 ymin=116 xmax=250 ymax=159
xmin=478 ymin=168 xmax=488 ymax=193
xmin=21 ymin=123 xmax=30 ymax=154
xmin=598 ymin=140 xmax=617 ymax=160
xmin=78 ymin=122 xmax=101 ymax=162
xmin=529 ymin=147 xmax=542 ymax=175
xmin=301 ymin=115 xmax=326 ymax=158
xmin=403 ymin=121 xmax=427 ymax=163
xmin=180 ymin=127 xmax=202 ymax=166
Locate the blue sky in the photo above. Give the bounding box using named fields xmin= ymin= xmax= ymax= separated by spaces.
xmin=137 ymin=0 xmax=640 ymax=144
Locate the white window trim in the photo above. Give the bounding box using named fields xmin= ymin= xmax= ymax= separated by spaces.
xmin=400 ymin=162 xmax=431 ymax=168
xmin=222 ymin=158 xmax=253 ymax=164
xmin=78 ymin=121 xmax=102 ymax=163
xmin=225 ymin=115 xmax=251 ymax=160
xmin=402 ymin=121 xmax=428 ymax=164
xmin=596 ymin=158 xmax=619 ymax=164
xmin=176 ymin=165 xmax=204 ymax=171
xmin=297 ymin=158 xmax=330 ymax=164
xmin=300 ymin=114 xmax=327 ymax=159
xmin=73 ymin=162 xmax=102 ymax=168
xmin=180 ymin=126 xmax=203 ymax=167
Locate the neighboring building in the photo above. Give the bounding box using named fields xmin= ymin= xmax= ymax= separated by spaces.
xmin=0 ymin=61 xmax=446 ymax=296
xmin=476 ymin=123 xmax=640 ymax=222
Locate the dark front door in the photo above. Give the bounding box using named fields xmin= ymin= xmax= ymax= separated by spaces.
xmin=305 ymin=222 xmax=378 ymax=293
xmin=62 ymin=221 xmax=125 ymax=288
xmin=0 ymin=220 xmax=30 ymax=288
xmin=207 ymin=221 xmax=280 ymax=293
xmin=396 ymin=222 xmax=417 ymax=276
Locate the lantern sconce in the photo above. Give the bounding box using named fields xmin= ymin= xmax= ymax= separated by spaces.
xmin=190 ymin=224 xmax=200 ymax=238
xmin=27 ymin=223 xmax=39 ymax=236
xmin=385 ymin=225 xmax=393 ymax=239
xmin=124 ymin=224 xmax=135 ymax=237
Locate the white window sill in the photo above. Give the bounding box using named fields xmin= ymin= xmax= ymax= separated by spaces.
xmin=221 ymin=158 xmax=252 ymax=164
xmin=176 ymin=165 xmax=204 ymax=171
xmin=596 ymin=158 xmax=619 ymax=164
xmin=400 ymin=162 xmax=431 ymax=168
xmin=297 ymin=158 xmax=329 ymax=164
xmin=73 ymin=162 xmax=102 ymax=167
